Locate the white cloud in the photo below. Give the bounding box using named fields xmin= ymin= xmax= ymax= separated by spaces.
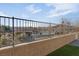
xmin=21 ymin=14 xmax=29 ymax=19
xmin=45 ymin=3 xmax=54 ymax=7
xmin=46 ymin=4 xmax=78 ymax=18
xmin=47 ymin=10 xmax=73 ymax=18
xmin=0 ymin=11 xmax=7 ymax=16
xmin=32 ymin=9 xmax=42 ymax=14
xmin=26 ymin=4 xmax=42 ymax=14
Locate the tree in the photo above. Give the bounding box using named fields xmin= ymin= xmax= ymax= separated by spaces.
xmin=61 ymin=17 xmax=71 ymax=26
xmin=61 ymin=17 xmax=72 ymax=33
xmin=1 ymin=25 xmax=12 ymax=32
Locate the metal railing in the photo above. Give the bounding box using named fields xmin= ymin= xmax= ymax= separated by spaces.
xmin=0 ymin=16 xmax=74 ymax=48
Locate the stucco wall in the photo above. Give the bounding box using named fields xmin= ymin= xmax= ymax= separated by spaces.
xmin=0 ymin=33 xmax=78 ymax=56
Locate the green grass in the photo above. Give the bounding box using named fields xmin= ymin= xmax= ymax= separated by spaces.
xmin=47 ymin=45 xmax=79 ymax=56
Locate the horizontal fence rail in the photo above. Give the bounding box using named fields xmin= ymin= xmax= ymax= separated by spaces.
xmin=0 ymin=16 xmax=76 ymax=48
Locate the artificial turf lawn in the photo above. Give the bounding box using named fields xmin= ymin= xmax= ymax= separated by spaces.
xmin=47 ymin=45 xmax=79 ymax=56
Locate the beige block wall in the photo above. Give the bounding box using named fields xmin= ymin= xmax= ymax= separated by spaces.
xmin=0 ymin=33 xmax=77 ymax=56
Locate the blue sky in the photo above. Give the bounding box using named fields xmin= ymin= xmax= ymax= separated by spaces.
xmin=0 ymin=3 xmax=79 ymax=24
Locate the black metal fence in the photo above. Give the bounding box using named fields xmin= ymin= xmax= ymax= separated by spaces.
xmin=0 ymin=16 xmax=74 ymax=48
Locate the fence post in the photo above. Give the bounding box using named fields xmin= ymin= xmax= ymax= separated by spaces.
xmin=75 ymin=33 xmax=79 ymax=39
xmin=0 ymin=16 xmax=1 ymax=48
xmin=48 ymin=23 xmax=52 ymax=37
xmin=12 ymin=17 xmax=15 ymax=55
xmin=12 ymin=17 xmax=15 ymax=47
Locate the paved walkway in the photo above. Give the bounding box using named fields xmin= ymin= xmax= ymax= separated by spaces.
xmin=69 ymin=39 xmax=79 ymax=47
